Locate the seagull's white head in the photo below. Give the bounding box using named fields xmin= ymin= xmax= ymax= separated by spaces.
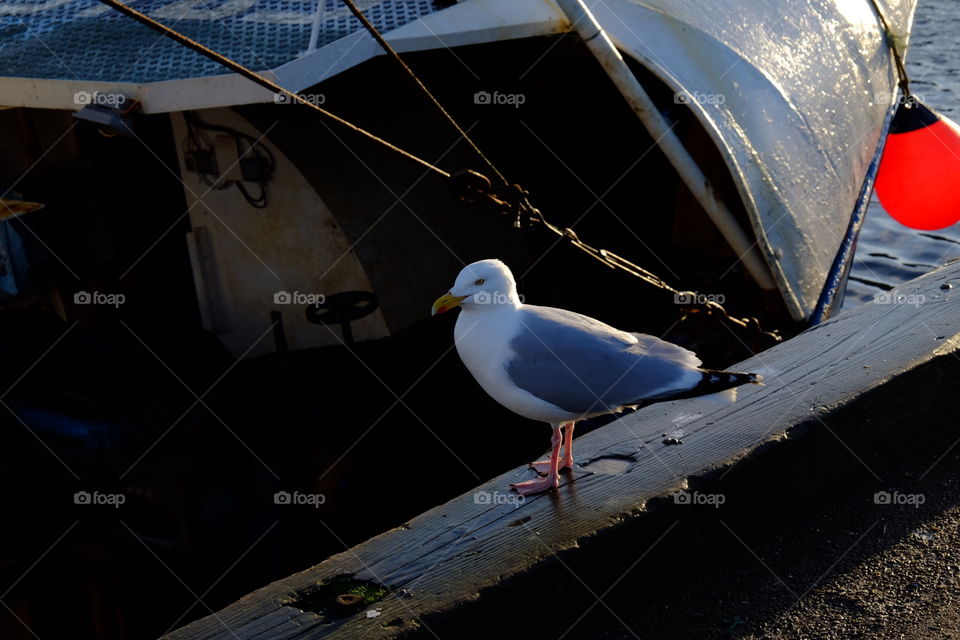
xmin=431 ymin=259 xmax=521 ymax=315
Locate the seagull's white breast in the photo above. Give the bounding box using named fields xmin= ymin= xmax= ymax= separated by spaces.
xmin=454 ymin=308 xmax=578 ymax=424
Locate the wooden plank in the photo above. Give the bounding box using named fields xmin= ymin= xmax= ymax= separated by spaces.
xmin=166 ymin=259 xmax=960 ymax=640
xmin=205 ymin=608 xmax=322 ymax=640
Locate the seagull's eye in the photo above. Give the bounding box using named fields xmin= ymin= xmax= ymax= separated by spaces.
xmin=474 ymin=278 xmax=485 ymax=286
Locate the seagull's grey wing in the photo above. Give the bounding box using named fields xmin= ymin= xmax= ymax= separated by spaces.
xmin=628 ymin=333 xmax=702 ymax=368
xmin=506 ymin=306 xmax=701 ymax=416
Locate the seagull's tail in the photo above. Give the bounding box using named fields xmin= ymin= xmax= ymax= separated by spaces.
xmin=693 ymin=369 xmax=763 ymax=396
xmin=664 ymin=369 xmax=762 ymax=403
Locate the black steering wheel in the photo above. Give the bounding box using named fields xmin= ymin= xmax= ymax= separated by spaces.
xmin=305 ymin=291 xmax=379 ymax=344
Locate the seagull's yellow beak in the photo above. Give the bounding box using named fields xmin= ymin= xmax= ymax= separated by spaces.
xmin=431 ymin=292 xmax=467 ymax=315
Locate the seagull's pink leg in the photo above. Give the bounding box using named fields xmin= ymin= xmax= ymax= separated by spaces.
xmin=530 ymin=421 xmax=576 ymax=474
xmin=512 ymin=425 xmax=562 ymax=495
xmin=561 ymin=421 xmax=576 ymax=469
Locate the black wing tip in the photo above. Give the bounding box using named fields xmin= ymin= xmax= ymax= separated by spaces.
xmin=698 ymin=369 xmax=763 ymax=389
xmin=635 ymin=369 xmax=763 ymax=407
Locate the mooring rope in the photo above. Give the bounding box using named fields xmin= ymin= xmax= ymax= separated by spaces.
xmin=865 ymin=0 xmax=912 ymax=100
xmin=339 ymin=0 xmax=509 ymax=188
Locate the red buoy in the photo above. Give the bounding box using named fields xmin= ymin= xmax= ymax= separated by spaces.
xmin=875 ymin=101 xmax=960 ymax=230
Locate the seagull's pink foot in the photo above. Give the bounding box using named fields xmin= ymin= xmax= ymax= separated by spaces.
xmin=529 ymin=457 xmax=574 ymax=474
xmin=529 ymin=422 xmax=576 ymax=475
xmin=510 ymin=474 xmax=559 ymax=496
xmin=528 ymin=459 xmax=552 ymax=474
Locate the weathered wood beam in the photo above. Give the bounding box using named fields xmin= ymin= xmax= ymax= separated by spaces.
xmin=167 ymin=259 xmax=960 ymax=640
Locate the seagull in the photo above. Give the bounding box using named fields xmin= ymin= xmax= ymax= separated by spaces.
xmin=431 ymin=259 xmax=761 ymax=496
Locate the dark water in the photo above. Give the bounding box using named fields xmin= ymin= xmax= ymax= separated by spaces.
xmin=844 ymin=0 xmax=960 ymax=309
